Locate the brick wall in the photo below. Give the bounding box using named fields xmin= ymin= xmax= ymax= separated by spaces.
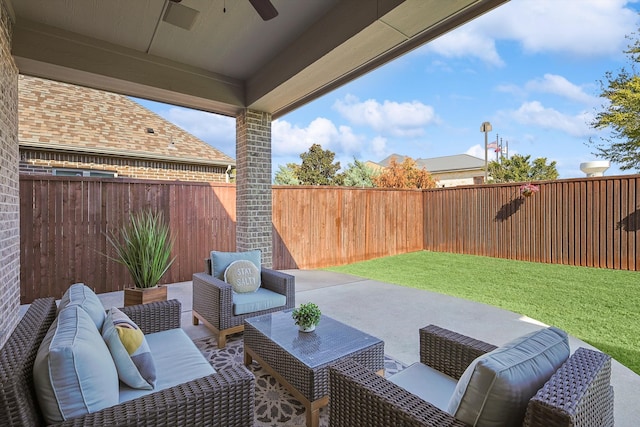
xmin=0 ymin=2 xmax=19 ymax=348
xmin=236 ymin=109 xmax=273 ymax=267
xmin=19 ymin=149 xmax=231 ymax=182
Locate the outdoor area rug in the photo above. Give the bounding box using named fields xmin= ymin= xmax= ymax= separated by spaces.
xmin=194 ymin=335 xmax=407 ymax=427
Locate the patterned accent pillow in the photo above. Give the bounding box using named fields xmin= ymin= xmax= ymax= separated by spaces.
xmin=102 ymin=307 xmax=157 ymax=389
xmin=224 ymin=259 xmax=261 ymax=293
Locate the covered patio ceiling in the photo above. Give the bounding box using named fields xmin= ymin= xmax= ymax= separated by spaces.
xmin=8 ymin=0 xmax=508 ymax=119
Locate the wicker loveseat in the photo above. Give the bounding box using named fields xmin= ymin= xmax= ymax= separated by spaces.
xmin=0 ymin=297 xmax=255 ymax=427
xmin=329 ymin=324 xmax=614 ymax=427
xmin=192 ymin=254 xmax=295 ymax=348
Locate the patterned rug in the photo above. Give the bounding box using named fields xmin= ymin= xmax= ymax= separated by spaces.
xmin=194 ymin=334 xmax=406 ymax=427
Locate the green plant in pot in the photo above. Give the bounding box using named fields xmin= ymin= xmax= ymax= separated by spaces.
xmin=106 ymin=210 xmax=176 ymax=305
xmin=292 ymin=302 xmax=321 ymax=332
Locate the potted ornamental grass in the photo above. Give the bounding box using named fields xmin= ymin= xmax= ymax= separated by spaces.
xmin=105 ymin=209 xmax=176 ymax=306
xmin=292 ymin=302 xmax=322 ymax=332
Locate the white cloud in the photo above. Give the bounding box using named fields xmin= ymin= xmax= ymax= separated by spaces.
xmin=271 ymin=117 xmax=395 ymax=170
xmin=496 ymin=83 xmax=527 ymax=97
xmin=510 ymin=101 xmax=595 ymax=137
xmin=272 ymin=117 xmax=365 ymax=157
xmin=465 ymin=144 xmax=485 ymax=159
xmin=525 ymin=74 xmax=600 ymax=105
xmin=272 ymin=118 xmax=333 ymax=156
xmin=163 ymin=107 xmax=235 ymax=156
xmin=425 ymin=29 xmax=504 ymax=66
xmin=423 ymin=0 xmax=638 ymax=65
xmin=333 ymin=94 xmax=438 ymax=137
xmin=370 ymin=136 xmax=389 ymax=159
xmin=494 ymin=0 xmax=637 ymax=57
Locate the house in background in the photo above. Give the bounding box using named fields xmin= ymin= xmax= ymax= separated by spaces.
xmin=18 ymin=76 xmax=235 ymax=182
xmin=369 ymin=153 xmax=485 ymax=187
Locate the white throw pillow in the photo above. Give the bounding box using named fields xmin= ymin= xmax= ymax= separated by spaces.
xmin=447 ymin=327 xmax=569 ymax=427
xmin=224 ymin=259 xmax=261 ymax=293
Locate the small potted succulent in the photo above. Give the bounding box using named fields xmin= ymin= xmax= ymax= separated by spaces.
xmin=292 ymin=302 xmax=321 ymax=332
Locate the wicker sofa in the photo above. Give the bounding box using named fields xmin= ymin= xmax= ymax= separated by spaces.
xmin=329 ymin=324 xmax=614 ymax=427
xmin=0 ymin=297 xmax=255 ymax=427
xmin=192 ymin=257 xmax=295 ymax=348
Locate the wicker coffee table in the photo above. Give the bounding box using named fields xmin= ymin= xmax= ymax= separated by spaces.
xmin=244 ymin=310 xmax=384 ymax=427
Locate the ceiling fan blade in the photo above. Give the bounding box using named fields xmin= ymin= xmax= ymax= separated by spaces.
xmin=248 ymin=0 xmax=278 ymax=21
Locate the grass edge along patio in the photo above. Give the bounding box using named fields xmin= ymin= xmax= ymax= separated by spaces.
xmin=327 ymin=250 xmax=640 ymax=376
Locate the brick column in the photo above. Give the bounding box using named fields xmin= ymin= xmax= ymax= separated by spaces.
xmin=0 ymin=1 xmax=19 ymax=348
xmin=236 ymin=109 xmax=273 ymax=268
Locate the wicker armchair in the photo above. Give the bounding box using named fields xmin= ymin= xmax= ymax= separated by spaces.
xmin=0 ymin=298 xmax=255 ymax=427
xmin=192 ymin=258 xmax=295 ymax=348
xmin=329 ymin=325 xmax=614 ymax=427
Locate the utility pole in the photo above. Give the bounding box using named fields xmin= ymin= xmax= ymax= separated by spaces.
xmin=481 ymin=121 xmax=492 ymax=183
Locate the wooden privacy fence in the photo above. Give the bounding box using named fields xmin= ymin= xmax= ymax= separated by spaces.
xmin=424 ymin=175 xmax=640 ymax=270
xmin=19 ymin=174 xmax=640 ymax=303
xmin=272 ymin=186 xmax=425 ymax=269
xmin=20 ymin=176 xmax=236 ymax=303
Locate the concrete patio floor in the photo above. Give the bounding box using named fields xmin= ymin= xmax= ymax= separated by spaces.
xmin=38 ymin=269 xmax=639 ymax=425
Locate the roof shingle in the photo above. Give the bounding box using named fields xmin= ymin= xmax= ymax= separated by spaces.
xmin=18 ymin=76 xmax=235 ymax=167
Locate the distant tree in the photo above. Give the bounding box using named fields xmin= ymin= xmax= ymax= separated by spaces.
xmin=343 ymin=158 xmax=378 ymax=187
xmin=297 ymin=143 xmax=344 ymax=185
xmin=589 ymin=32 xmax=640 ymax=170
xmin=274 ymin=163 xmax=300 ymax=185
xmin=487 ymin=154 xmax=558 ymax=183
xmin=373 ymin=157 xmax=436 ymax=189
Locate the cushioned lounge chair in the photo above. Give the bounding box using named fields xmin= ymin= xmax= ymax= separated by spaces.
xmin=192 ymin=255 xmax=295 ymax=348
xmin=329 ymin=324 xmax=614 ymax=427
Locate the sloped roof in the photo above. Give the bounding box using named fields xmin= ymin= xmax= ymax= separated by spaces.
xmin=377 ymin=153 xmax=483 ymax=173
xmin=416 ymin=154 xmax=484 ymax=172
xmin=18 ymin=76 xmax=235 ymax=167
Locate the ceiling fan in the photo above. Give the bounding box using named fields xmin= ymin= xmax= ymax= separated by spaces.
xmin=248 ymin=0 xmax=279 ymax=21
xmin=167 ymin=0 xmax=278 ymax=21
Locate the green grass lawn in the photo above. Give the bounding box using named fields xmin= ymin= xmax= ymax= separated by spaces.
xmin=326 ymin=250 xmax=640 ymax=375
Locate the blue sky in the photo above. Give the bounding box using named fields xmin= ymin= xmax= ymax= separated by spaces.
xmin=136 ymin=0 xmax=640 ymax=179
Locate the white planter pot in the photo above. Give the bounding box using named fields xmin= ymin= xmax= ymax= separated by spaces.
xmin=299 ymin=324 xmax=316 ymax=332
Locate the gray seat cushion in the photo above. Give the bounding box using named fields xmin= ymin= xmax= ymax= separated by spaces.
xmin=388 ymin=362 xmax=458 ymax=411
xmin=232 ymin=287 xmax=287 ymax=315
xmin=118 ymin=328 xmax=215 ymax=403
